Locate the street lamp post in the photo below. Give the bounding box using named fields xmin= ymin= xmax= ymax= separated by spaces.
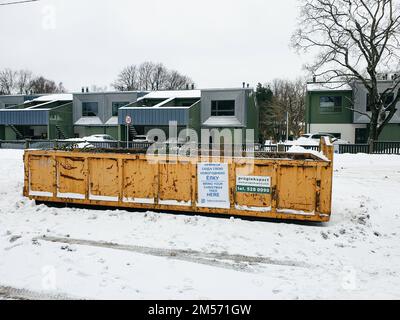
xmin=286 ymin=111 xmax=289 ymax=142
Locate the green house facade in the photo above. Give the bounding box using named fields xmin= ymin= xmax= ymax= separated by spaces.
xmin=306 ymin=80 xmax=400 ymax=143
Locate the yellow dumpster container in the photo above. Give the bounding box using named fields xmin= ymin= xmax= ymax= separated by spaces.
xmin=23 ymin=138 xmax=333 ymax=222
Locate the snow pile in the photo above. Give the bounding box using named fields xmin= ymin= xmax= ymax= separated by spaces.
xmin=287 ymin=145 xmax=329 ymax=161
xmin=0 ymin=150 xmax=400 ymax=299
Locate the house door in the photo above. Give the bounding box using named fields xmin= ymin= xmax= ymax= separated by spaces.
xmin=355 ymin=128 xmax=368 ymax=144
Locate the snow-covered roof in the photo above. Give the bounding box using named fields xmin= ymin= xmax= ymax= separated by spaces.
xmin=307 ymin=82 xmax=352 ymax=92
xmin=105 ymin=117 xmax=118 ymax=125
xmin=141 ymin=90 xmax=201 ymax=99
xmin=33 ymin=94 xmax=73 ymax=102
xmin=75 ymin=117 xmax=103 ymax=125
xmin=203 ymin=117 xmax=244 ymax=127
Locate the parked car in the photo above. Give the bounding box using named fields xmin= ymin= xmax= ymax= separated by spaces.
xmin=63 ymin=134 xmax=117 ymax=149
xmin=84 ymin=134 xmax=116 ymax=142
xmin=82 ymin=134 xmax=118 ymax=148
xmin=132 ymin=135 xmax=154 ymax=144
xmin=300 ymin=133 xmax=350 ymax=145
xmin=63 ymin=138 xmax=94 ymax=149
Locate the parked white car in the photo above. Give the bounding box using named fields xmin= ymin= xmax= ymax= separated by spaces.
xmin=84 ymin=134 xmax=116 ymax=142
xmin=132 ymin=135 xmax=155 ymax=144
xmin=299 ymin=133 xmax=350 ymax=145
xmin=63 ymin=134 xmax=117 ymax=149
xmin=63 ymin=138 xmax=94 ymax=149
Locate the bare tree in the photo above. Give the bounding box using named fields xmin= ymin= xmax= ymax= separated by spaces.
xmin=16 ymin=69 xmax=33 ymax=94
xmin=150 ymin=63 xmax=169 ymax=90
xmin=292 ymin=0 xmax=400 ymax=142
xmin=57 ymin=82 xmax=67 ymax=93
xmin=90 ymin=84 xmax=108 ymax=92
xmin=111 ymin=65 xmax=138 ymax=91
xmin=0 ymin=68 xmax=17 ymax=95
xmin=29 ymin=76 xmax=64 ymax=94
xmin=0 ymin=68 xmax=66 ymax=95
xmin=270 ymin=79 xmax=306 ymax=139
xmin=165 ymin=70 xmax=192 ymax=90
xmin=138 ymin=62 xmax=155 ymax=91
xmin=112 ymin=62 xmax=194 ymax=91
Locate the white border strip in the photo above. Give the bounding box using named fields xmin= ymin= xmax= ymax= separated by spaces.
xmin=57 ymin=192 xmax=85 ymax=200
xmin=29 ymin=191 xmax=53 ymax=197
xmin=123 ymin=197 xmax=155 ymax=204
xmin=89 ymin=195 xmax=119 ymax=202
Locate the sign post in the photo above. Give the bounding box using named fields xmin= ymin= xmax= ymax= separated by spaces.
xmin=125 ymin=115 xmax=132 ymax=149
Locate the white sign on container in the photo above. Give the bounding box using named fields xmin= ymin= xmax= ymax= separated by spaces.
xmin=236 ymin=176 xmax=271 ymax=194
xmin=197 ymin=163 xmax=230 ymax=209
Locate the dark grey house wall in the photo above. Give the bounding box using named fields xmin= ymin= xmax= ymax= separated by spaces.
xmin=0 ymin=96 xmax=27 ymax=109
xmin=353 ymin=80 xmax=400 ymax=124
xmin=73 ymin=92 xmax=142 ymax=124
xmin=200 ymin=89 xmax=248 ymax=127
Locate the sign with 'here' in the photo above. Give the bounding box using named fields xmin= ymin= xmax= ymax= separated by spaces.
xmin=197 ymin=163 xmax=230 ymax=209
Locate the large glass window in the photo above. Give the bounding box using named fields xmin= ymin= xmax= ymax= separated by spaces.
xmin=366 ymin=93 xmax=394 ymax=112
xmin=211 ymin=100 xmax=235 ymax=116
xmin=82 ymin=102 xmax=98 ymax=117
xmin=112 ymin=102 xmax=129 ymax=117
xmin=319 ymin=96 xmax=342 ymax=113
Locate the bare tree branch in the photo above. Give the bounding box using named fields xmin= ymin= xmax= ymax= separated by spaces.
xmin=292 ymin=0 xmax=400 ymax=141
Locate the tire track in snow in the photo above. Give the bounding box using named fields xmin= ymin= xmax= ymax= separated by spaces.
xmin=0 ymin=285 xmax=81 ymax=300
xmin=35 ymin=236 xmax=311 ymax=272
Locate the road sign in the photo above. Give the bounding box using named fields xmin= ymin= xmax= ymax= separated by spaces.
xmin=125 ymin=115 xmax=132 ymax=125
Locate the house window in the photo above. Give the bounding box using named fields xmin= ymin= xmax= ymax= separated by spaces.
xmin=82 ymin=102 xmax=98 ymax=117
xmin=112 ymin=102 xmax=129 ymax=117
xmin=320 ymin=96 xmax=342 ymax=113
xmin=211 ymin=100 xmax=235 ymax=116
xmin=366 ymin=93 xmax=394 ymax=112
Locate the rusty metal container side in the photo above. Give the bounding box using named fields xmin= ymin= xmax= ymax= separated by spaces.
xmin=23 ymin=139 xmax=334 ymax=222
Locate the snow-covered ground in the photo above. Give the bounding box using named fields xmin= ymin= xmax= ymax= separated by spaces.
xmin=0 ymin=149 xmax=400 ymax=300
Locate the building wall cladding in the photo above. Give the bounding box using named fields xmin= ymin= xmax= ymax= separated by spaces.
xmin=375 ymin=124 xmax=400 ymax=141
xmin=0 ymin=96 xmax=25 ymax=109
xmin=200 ymin=89 xmax=248 ymax=127
xmin=73 ymin=92 xmax=141 ymax=124
xmin=306 ymin=90 xmax=353 ymax=125
xmin=48 ymin=102 xmax=74 ymax=139
xmin=352 ymin=80 xmax=400 ymax=124
xmin=309 ymin=123 xmax=367 ymax=144
xmin=119 ymin=108 xmax=189 ymax=126
xmin=0 ymin=89 xmax=259 ymax=141
xmin=246 ymin=91 xmax=259 ymax=140
xmin=0 ymin=95 xmax=40 ymax=109
xmin=0 ymin=109 xmax=49 ymax=126
xmin=188 ymin=101 xmax=201 ymax=133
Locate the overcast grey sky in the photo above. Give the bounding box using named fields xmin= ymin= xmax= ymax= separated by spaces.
xmin=0 ymin=0 xmax=311 ymax=92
